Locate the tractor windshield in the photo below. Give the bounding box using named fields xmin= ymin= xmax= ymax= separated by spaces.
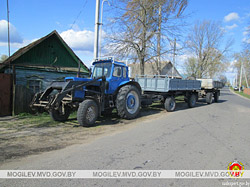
xmin=92 ymin=63 xmax=112 ymax=79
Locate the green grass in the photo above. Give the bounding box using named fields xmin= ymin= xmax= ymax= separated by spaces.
xmin=234 ymin=91 xmax=250 ymax=99
xmin=230 ymin=87 xmax=250 ymax=99
xmin=17 ymin=112 xmax=59 ymax=127
xmin=15 ymin=112 xmax=78 ymax=128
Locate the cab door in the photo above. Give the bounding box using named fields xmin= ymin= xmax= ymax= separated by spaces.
xmin=108 ymin=65 xmax=123 ymax=94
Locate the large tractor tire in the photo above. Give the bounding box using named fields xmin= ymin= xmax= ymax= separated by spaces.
xmin=77 ymin=99 xmax=98 ymax=127
xmin=116 ymin=85 xmax=141 ymax=119
xmin=164 ymin=97 xmax=176 ymax=112
xmin=187 ymin=94 xmax=197 ymax=108
xmin=206 ymin=92 xmax=213 ymax=104
xmin=50 ymin=106 xmax=70 ymax=122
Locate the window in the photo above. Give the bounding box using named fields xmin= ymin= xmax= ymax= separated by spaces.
xmin=93 ymin=66 xmax=103 ymax=78
xmin=113 ymin=66 xmax=122 ymax=77
xmin=92 ymin=63 xmax=112 ymax=78
xmin=123 ymin=67 xmax=127 ymax=78
xmin=28 ymin=80 xmax=42 ymax=93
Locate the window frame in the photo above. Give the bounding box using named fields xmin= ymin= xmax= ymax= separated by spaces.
xmin=27 ymin=79 xmax=42 ymax=93
xmin=123 ymin=67 xmax=127 ymax=78
xmin=112 ymin=66 xmax=122 ymax=77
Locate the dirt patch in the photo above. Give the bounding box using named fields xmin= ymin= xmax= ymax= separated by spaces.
xmin=0 ymin=103 xmax=176 ymax=164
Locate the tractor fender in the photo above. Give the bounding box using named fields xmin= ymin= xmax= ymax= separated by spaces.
xmin=114 ymin=81 xmax=142 ymax=97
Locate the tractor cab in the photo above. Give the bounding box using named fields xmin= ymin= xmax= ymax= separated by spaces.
xmin=91 ymin=58 xmax=129 ymax=94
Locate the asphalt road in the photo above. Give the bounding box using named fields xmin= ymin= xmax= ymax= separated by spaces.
xmin=1 ymin=88 xmax=250 ymax=187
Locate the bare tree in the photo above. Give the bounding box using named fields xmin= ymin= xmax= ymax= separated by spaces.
xmin=218 ymin=75 xmax=227 ymax=86
xmin=184 ymin=20 xmax=233 ymax=78
xmin=0 ymin=55 xmax=8 ymax=63
xmin=243 ymin=25 xmax=250 ymax=50
xmin=234 ymin=50 xmax=250 ymax=87
xmin=105 ymin=0 xmax=188 ymax=75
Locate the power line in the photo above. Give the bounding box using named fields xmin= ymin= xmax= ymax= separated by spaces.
xmin=69 ymin=0 xmax=88 ymax=30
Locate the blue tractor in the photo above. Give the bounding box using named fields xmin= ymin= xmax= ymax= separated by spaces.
xmin=31 ymin=57 xmax=141 ymax=126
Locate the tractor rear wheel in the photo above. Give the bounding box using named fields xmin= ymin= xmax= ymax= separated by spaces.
xmin=50 ymin=106 xmax=70 ymax=122
xmin=77 ymin=99 xmax=98 ymax=127
xmin=116 ymin=85 xmax=141 ymax=119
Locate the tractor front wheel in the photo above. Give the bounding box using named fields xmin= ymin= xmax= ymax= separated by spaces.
xmin=77 ymin=99 xmax=98 ymax=127
xmin=116 ymin=85 xmax=141 ymax=119
xmin=50 ymin=106 xmax=70 ymax=122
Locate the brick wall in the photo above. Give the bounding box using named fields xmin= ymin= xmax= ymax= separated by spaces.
xmin=243 ymin=88 xmax=250 ymax=95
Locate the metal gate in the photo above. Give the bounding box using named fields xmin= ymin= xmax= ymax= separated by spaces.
xmin=0 ymin=74 xmax=12 ymax=116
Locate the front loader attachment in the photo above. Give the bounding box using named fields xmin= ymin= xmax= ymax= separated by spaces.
xmin=30 ymin=76 xmax=106 ymax=112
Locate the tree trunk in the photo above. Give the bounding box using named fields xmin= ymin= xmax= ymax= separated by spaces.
xmin=140 ymin=57 xmax=145 ymax=75
xmin=140 ymin=1 xmax=147 ymax=75
xmin=156 ymin=5 xmax=162 ymax=75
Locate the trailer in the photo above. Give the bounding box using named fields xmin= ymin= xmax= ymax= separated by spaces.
xmin=197 ymin=79 xmax=224 ymax=104
xmin=135 ymin=75 xmax=201 ymax=112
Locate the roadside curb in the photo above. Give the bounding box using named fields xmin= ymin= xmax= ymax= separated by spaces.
xmin=229 ymin=88 xmax=250 ymax=101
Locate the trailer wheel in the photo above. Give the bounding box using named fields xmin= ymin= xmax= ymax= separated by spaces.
xmin=50 ymin=106 xmax=70 ymax=122
xmin=214 ymin=92 xmax=219 ymax=102
xmin=116 ymin=85 xmax=141 ymax=119
xmin=164 ymin=97 xmax=176 ymax=112
xmin=77 ymin=99 xmax=98 ymax=127
xmin=206 ymin=92 xmax=213 ymax=104
xmin=188 ymin=94 xmax=197 ymax=108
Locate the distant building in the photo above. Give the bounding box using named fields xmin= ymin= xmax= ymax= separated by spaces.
xmin=128 ymin=61 xmax=182 ymax=79
xmin=0 ymin=30 xmax=89 ymax=116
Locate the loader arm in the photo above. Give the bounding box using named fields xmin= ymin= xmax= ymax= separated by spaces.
xmin=30 ymin=76 xmax=106 ymax=110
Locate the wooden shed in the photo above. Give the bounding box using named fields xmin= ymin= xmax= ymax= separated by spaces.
xmin=0 ymin=30 xmax=89 ymax=116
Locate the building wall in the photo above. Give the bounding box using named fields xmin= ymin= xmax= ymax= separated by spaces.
xmin=4 ymin=67 xmax=87 ymax=114
xmin=128 ymin=61 xmax=182 ymax=78
xmin=5 ymin=67 xmax=84 ymax=91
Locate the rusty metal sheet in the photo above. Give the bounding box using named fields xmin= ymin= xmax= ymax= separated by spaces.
xmin=0 ymin=73 xmax=12 ymax=116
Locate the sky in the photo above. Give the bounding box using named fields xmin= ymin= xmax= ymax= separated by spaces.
xmin=0 ymin=0 xmax=250 ymax=82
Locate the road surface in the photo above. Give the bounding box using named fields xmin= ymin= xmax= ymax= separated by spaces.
xmin=1 ymin=88 xmax=250 ymax=186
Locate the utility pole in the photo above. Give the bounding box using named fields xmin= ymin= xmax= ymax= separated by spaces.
xmin=239 ymin=60 xmax=243 ymax=92
xmin=94 ymin=0 xmax=100 ymax=60
xmin=99 ymin=0 xmax=110 ymax=58
xmin=243 ymin=65 xmax=249 ymax=88
xmin=235 ymin=73 xmax=238 ymax=88
xmin=7 ymin=0 xmax=10 ymax=57
xmin=172 ymin=38 xmax=176 ymax=78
